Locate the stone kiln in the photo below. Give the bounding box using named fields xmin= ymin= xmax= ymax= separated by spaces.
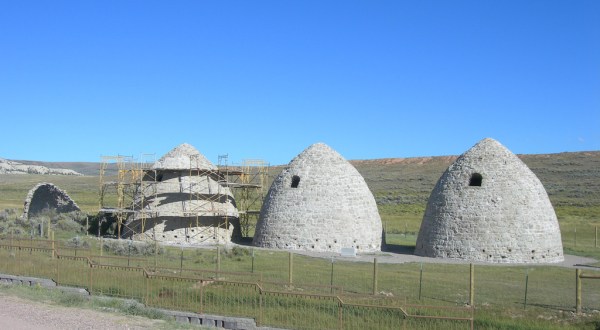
xmin=415 ymin=138 xmax=563 ymax=263
xmin=125 ymin=143 xmax=240 ymax=244
xmin=253 ymin=143 xmax=382 ymax=252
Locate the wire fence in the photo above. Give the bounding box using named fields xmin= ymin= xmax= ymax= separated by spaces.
xmin=1 ymin=235 xmax=599 ymax=329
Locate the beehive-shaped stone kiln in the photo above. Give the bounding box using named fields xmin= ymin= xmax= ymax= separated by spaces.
xmin=253 ymin=142 xmax=382 ymax=252
xmin=126 ymin=143 xmax=240 ymax=244
xmin=415 ymin=138 xmax=563 ymax=263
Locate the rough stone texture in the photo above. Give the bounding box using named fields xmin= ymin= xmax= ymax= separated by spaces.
xmin=125 ymin=143 xmax=240 ymax=245
xmin=22 ymin=183 xmax=80 ymax=219
xmin=152 ymin=143 xmax=216 ymax=171
xmin=415 ymin=138 xmax=564 ymax=263
xmin=254 ymin=143 xmax=382 ymax=253
xmin=0 ymin=158 xmax=82 ymax=176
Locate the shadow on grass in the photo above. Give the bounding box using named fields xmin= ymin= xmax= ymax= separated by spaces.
xmin=383 ymin=243 xmax=415 ymax=255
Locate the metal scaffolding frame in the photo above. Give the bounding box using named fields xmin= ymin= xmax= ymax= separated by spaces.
xmin=98 ymin=153 xmax=269 ymax=242
xmin=227 ymin=159 xmax=270 ymax=238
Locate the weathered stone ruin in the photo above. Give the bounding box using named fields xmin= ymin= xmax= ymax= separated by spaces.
xmin=253 ymin=142 xmax=383 ymax=253
xmin=415 ymin=138 xmax=564 ymax=263
xmin=22 ymin=183 xmax=80 ymax=219
xmin=124 ymin=143 xmax=240 ymax=245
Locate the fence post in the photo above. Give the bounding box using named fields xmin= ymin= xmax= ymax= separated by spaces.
xmin=180 ymin=248 xmax=184 ymax=273
xmin=145 ymin=273 xmax=149 ymax=306
xmin=469 ymin=263 xmax=475 ymax=307
xmin=288 ymin=252 xmax=293 ymax=285
xmin=576 ymin=269 xmax=582 ymax=314
xmin=56 ymin=253 xmax=60 ymax=285
xmin=216 ymin=246 xmax=221 ymax=273
xmin=338 ymin=298 xmax=343 ymax=330
xmin=51 ymin=230 xmax=55 ymax=259
xmin=418 ymin=262 xmax=423 ymax=300
xmin=199 ymin=279 xmax=204 ymax=314
xmin=154 ymin=238 xmax=158 ymax=268
xmin=251 ymin=248 xmax=255 ymax=273
xmin=595 ymin=226 xmax=598 ymax=248
xmin=89 ymin=263 xmax=93 ymax=294
xmin=330 ymin=257 xmax=335 ymax=294
xmin=372 ymin=257 xmax=378 ymax=295
xmin=523 ymin=269 xmax=529 ymax=310
xmin=127 ymin=241 xmax=131 ymax=267
xmin=258 ymin=286 xmax=263 ymax=326
xmin=574 ymin=227 xmax=577 ymax=247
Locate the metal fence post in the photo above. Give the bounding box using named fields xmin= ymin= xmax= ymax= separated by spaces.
xmin=145 ymin=273 xmax=149 ymax=306
xmin=418 ymin=262 xmax=423 ymax=300
xmin=258 ymin=286 xmax=263 ymax=326
xmin=288 ymin=252 xmax=293 ymax=285
xmin=330 ymin=257 xmax=335 ymax=294
xmin=576 ymin=269 xmax=582 ymax=314
xmin=216 ymin=246 xmax=221 ymax=273
xmin=373 ymin=257 xmax=378 ymax=295
xmin=523 ymin=269 xmax=529 ymax=310
xmin=51 ymin=231 xmax=55 ymax=259
xmin=89 ymin=263 xmax=93 ymax=294
xmin=338 ymin=298 xmax=343 ymax=330
xmin=469 ymin=263 xmax=475 ymax=307
xmin=180 ymin=247 xmax=184 ymax=273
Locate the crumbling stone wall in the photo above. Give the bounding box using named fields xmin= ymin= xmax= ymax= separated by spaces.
xmin=22 ymin=183 xmax=80 ymax=219
xmin=254 ymin=143 xmax=382 ymax=253
xmin=415 ymin=138 xmax=563 ymax=263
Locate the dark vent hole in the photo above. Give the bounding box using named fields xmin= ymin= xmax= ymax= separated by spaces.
xmin=291 ymin=175 xmax=300 ymax=188
xmin=469 ymin=173 xmax=482 ymax=186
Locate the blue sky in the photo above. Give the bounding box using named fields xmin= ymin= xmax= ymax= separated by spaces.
xmin=1 ymin=1 xmax=598 ymax=165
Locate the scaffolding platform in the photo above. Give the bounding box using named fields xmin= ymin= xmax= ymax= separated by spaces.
xmin=98 ymin=153 xmax=269 ymax=241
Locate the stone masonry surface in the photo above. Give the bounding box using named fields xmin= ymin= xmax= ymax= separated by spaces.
xmin=415 ymin=138 xmax=564 ymax=263
xmin=126 ymin=143 xmax=240 ymax=245
xmin=254 ymin=142 xmax=383 ymax=253
xmin=22 ymin=183 xmax=80 ymax=219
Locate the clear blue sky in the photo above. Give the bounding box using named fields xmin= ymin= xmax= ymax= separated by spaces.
xmin=1 ymin=1 xmax=598 ymax=165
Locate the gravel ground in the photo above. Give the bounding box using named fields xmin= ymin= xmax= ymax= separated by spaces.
xmin=0 ymin=294 xmax=167 ymax=330
xmin=241 ymin=242 xmax=599 ymax=268
xmin=301 ymin=251 xmax=599 ymax=268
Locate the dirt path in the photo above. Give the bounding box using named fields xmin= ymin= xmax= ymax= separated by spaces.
xmin=0 ymin=294 xmax=167 ymax=330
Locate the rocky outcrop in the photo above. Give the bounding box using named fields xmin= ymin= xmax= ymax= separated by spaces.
xmin=0 ymin=158 xmax=82 ymax=176
xmin=22 ymin=183 xmax=81 ymax=219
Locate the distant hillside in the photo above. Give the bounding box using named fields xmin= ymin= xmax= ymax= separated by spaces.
xmin=6 ymin=151 xmax=599 ymax=216
xmin=0 ymin=158 xmax=83 ymax=176
xmin=13 ymin=160 xmax=115 ymax=176
xmin=351 ymin=151 xmax=600 ymax=211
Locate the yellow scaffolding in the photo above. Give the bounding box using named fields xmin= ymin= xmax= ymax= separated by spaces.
xmin=99 ymin=155 xmax=142 ymax=238
xmin=228 ymin=159 xmax=270 ymax=238
xmin=98 ymin=153 xmax=269 ymax=241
